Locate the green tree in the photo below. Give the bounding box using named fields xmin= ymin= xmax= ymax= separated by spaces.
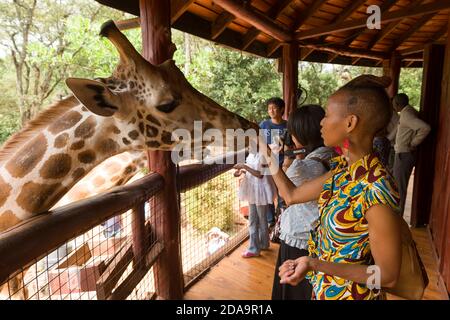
xmin=399 ymin=68 xmax=423 ymax=110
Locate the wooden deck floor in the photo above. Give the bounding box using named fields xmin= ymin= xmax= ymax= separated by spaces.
xmin=184 ymin=173 xmax=449 ymax=300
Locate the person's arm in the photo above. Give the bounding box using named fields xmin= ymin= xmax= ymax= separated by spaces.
xmin=258 ymin=136 xmax=330 ymax=205
xmin=279 ymin=204 xmax=401 ymax=288
xmin=233 ymin=163 xmax=262 ymax=179
xmin=404 ymin=110 xmax=431 ymax=148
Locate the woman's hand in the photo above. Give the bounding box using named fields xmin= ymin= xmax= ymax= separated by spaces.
xmin=233 ymin=163 xmax=247 ymax=171
xmin=279 ymin=256 xmax=312 ymax=286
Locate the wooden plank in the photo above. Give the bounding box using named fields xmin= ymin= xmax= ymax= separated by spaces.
xmin=389 ymin=13 xmax=436 ymax=52
xmin=267 ymin=40 xmax=282 ymax=57
xmin=327 ymin=53 xmax=339 ymax=63
xmin=400 ymin=24 xmax=448 ymax=56
xmin=295 ymin=1 xmax=450 ymax=41
xmin=171 ymin=0 xmax=195 ymax=23
xmin=213 ymin=0 xmax=293 ymax=42
xmin=411 ymin=44 xmax=445 ymax=228
xmin=108 ymin=242 xmax=163 ymax=300
xmin=241 ymin=0 xmax=293 ymax=50
xmin=96 ymin=242 xmax=133 ymax=300
xmin=140 ymin=0 xmax=184 ymax=300
xmin=282 ymin=43 xmax=298 ymax=119
xmin=211 ymin=11 xmax=235 ymax=39
xmin=300 ymin=43 xmax=388 ymax=60
xmin=292 ymin=0 xmax=328 ymax=31
xmin=382 ymin=53 xmax=402 ymax=98
xmin=300 ymin=47 xmax=314 ymax=60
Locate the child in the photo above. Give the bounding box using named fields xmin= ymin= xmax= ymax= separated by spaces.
xmin=234 ymin=151 xmax=276 ymax=258
xmin=260 ymin=75 xmax=402 ymax=300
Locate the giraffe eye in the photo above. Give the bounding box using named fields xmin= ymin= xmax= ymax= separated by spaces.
xmin=156 ymin=99 xmax=180 ymax=113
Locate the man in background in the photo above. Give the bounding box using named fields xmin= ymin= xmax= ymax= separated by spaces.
xmin=393 ymin=93 xmax=431 ymax=217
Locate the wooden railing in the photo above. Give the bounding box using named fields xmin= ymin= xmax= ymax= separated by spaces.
xmin=0 ymin=151 xmax=246 ymax=299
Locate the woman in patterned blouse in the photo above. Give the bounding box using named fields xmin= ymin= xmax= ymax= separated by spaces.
xmin=259 ymin=75 xmax=402 ymax=300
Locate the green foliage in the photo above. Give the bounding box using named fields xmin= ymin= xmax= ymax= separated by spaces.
xmin=399 ymin=68 xmax=423 ymax=110
xmin=184 ymin=173 xmax=237 ymax=233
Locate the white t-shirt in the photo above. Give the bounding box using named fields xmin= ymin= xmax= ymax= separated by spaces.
xmin=238 ymin=153 xmax=276 ymax=206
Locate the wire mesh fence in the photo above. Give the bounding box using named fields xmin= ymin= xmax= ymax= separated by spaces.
xmin=0 ymin=158 xmax=248 ymax=300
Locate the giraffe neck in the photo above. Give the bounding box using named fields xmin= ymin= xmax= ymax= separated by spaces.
xmin=0 ymin=103 xmax=138 ymax=232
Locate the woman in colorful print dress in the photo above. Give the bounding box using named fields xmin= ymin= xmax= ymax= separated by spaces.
xmin=259 ymin=75 xmax=402 ymax=300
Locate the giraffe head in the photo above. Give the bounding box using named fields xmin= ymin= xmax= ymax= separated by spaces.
xmin=66 ymin=21 xmax=258 ymax=155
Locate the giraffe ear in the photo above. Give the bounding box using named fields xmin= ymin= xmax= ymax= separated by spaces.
xmin=66 ymin=78 xmax=120 ymax=117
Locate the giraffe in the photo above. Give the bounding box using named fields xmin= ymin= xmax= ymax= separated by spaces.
xmin=0 ymin=20 xmax=257 ymax=299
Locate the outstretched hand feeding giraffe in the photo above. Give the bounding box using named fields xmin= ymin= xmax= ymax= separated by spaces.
xmin=0 ymin=21 xmax=257 ymax=299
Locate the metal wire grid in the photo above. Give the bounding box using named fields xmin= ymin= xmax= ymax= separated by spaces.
xmin=180 ymin=169 xmax=248 ymax=286
xmin=1 ymin=199 xmax=160 ymax=300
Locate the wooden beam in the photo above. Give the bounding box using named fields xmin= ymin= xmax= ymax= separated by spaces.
xmin=300 ymin=43 xmax=388 ymax=60
xmin=389 ymin=13 xmax=436 ymax=52
xmin=300 ymin=47 xmax=314 ymax=60
xmin=213 ymin=0 xmax=293 ymax=42
xmin=406 ymin=60 xmax=416 ymax=67
xmin=241 ymin=0 xmax=293 ymax=50
xmin=140 ymin=0 xmax=184 ymax=300
xmin=295 ymin=1 xmax=450 ymax=40
xmin=327 ymin=53 xmax=339 ymax=63
xmin=171 ymin=0 xmax=195 ymax=23
xmin=341 ymin=0 xmax=398 ymax=47
xmin=282 ymin=43 xmax=298 ymax=119
xmin=399 ymin=24 xmax=448 ymax=56
xmin=352 ymin=57 xmax=362 ymax=65
xmin=267 ymin=40 xmax=283 ymax=57
xmin=115 ymin=17 xmax=140 ymax=31
xmin=382 ymin=53 xmax=402 ymax=98
xmin=293 ymin=0 xmax=328 ymax=32
xmin=334 ymin=0 xmax=367 ymax=26
xmin=211 ymin=11 xmax=235 ymax=39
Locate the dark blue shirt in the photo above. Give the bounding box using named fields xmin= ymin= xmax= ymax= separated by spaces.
xmin=259 ymin=119 xmax=287 ymax=166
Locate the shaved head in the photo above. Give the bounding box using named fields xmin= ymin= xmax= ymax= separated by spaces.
xmin=335 ymin=75 xmax=392 ymax=136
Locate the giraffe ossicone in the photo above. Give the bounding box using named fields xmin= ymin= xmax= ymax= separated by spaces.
xmin=0 ymin=20 xmax=258 ymax=299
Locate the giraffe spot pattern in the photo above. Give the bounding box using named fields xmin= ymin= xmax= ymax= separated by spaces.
xmin=146 ymin=141 xmax=160 ymax=148
xmin=128 ymin=130 xmax=139 ymax=140
xmin=78 ymin=150 xmax=96 ymax=164
xmin=5 ymin=134 xmax=48 ymax=178
xmin=0 ymin=176 xmax=12 ymax=208
xmin=96 ymin=139 xmax=120 ymax=156
xmin=146 ymin=125 xmax=158 ymax=138
xmin=146 ymin=114 xmax=161 ymax=126
xmin=70 ymin=140 xmax=85 ymax=150
xmin=139 ymin=122 xmax=145 ymax=134
xmin=161 ymin=131 xmax=174 ymax=145
xmin=122 ymin=137 xmax=131 ymax=145
xmin=16 ymin=181 xmax=61 ymax=213
xmin=108 ymin=125 xmax=121 ymax=135
xmin=54 ymin=133 xmax=69 ymax=148
xmin=48 ymin=111 xmax=83 ymax=135
xmin=74 ymin=116 xmax=97 ymax=139
xmin=39 ymin=154 xmax=72 ymax=179
xmin=72 ymin=167 xmax=86 ymax=181
xmin=0 ymin=210 xmax=22 ymax=233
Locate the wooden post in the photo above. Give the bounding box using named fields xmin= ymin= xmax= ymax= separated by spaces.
xmin=139 ymin=0 xmax=184 ymax=300
xmin=410 ymin=44 xmax=445 ymax=227
xmin=282 ymin=43 xmax=298 ymax=120
xmin=429 ymin=16 xmax=450 ymax=291
xmin=382 ymin=53 xmax=401 ymax=98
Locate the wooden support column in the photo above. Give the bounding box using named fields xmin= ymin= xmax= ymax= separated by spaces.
xmin=382 ymin=53 xmax=401 ymax=98
xmin=282 ymin=43 xmax=298 ymax=120
xmin=411 ymin=44 xmax=445 ymax=228
xmin=429 ymin=16 xmax=450 ymax=292
xmin=139 ymin=0 xmax=184 ymax=300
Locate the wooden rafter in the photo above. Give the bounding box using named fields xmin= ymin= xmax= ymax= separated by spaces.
xmin=293 ymin=0 xmax=328 ymax=32
xmin=211 ymin=11 xmax=235 ymax=39
xmin=366 ymin=0 xmax=423 ymax=50
xmin=295 ymin=1 xmax=450 ymax=41
xmin=400 ymin=24 xmax=448 ymax=56
xmin=267 ymin=40 xmax=282 ymax=57
xmin=341 ymin=0 xmax=398 ymax=47
xmin=327 ymin=53 xmax=339 ymax=63
xmin=242 ymin=0 xmax=293 ymax=50
xmin=213 ymin=0 xmax=292 ymax=42
xmin=352 ymin=57 xmax=362 ymax=65
xmin=300 ymin=43 xmax=388 ymax=60
xmin=389 ymin=13 xmax=435 ymax=52
xmin=171 ymin=0 xmax=195 ymax=23
xmin=300 ymin=47 xmax=314 ymax=60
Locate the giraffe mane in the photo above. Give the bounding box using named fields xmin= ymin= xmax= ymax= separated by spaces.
xmin=0 ymin=95 xmax=80 ymax=163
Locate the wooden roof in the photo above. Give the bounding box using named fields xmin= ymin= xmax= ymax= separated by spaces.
xmin=95 ymin=0 xmax=450 ymax=67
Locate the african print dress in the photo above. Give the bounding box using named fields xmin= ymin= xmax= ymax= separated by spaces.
xmin=307 ymin=153 xmax=400 ymax=300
